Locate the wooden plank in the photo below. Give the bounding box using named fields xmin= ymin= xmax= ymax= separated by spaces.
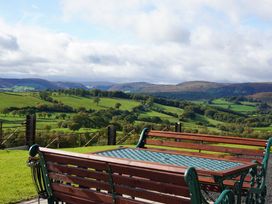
xmin=112 ymin=173 xmax=190 ymax=196
xmin=220 ymin=163 xmax=257 ymax=177
xmin=109 ymin=163 xmax=187 ymax=186
xmin=54 ymin=191 xmax=147 ymax=204
xmin=49 ymin=167 xmax=190 ymax=196
xmin=52 ymin=183 xmax=190 ymax=204
xmin=44 ymin=153 xmax=108 ymax=171
xmin=148 ymin=130 xmax=266 ymax=147
xmin=146 ymin=139 xmax=264 ymax=156
xmin=47 ymin=161 xmax=189 ymax=196
xmin=150 ymin=130 xmax=267 ymax=145
xmin=114 ymin=184 xmax=190 ymax=204
xmin=51 ymin=183 xmax=113 ymax=203
xmin=53 ymin=192 xmax=102 ymax=204
xmin=49 ymin=172 xmax=110 ymax=191
xmin=199 ymin=176 xmax=253 ymax=190
xmin=47 ymin=163 xmax=109 ymax=181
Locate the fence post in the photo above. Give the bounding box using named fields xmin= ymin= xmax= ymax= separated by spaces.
xmin=107 ymin=125 xmax=116 ymax=145
xmin=175 ymin=122 xmax=182 ymax=142
xmin=175 ymin=122 xmax=182 ymax=132
xmin=25 ymin=114 xmax=36 ymax=147
xmin=57 ymin=135 xmax=60 ymax=148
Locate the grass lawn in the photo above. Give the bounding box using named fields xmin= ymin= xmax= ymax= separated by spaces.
xmin=0 ymin=145 xmax=126 ymax=204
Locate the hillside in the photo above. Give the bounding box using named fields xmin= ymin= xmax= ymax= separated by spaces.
xmin=52 ymin=95 xmax=141 ymax=111
xmin=0 ymin=92 xmax=49 ymax=111
xmin=248 ymin=92 xmax=272 ymax=103
xmin=108 ymin=82 xmax=155 ymax=92
xmin=2 ymin=78 xmax=272 ymax=100
xmin=151 ymin=82 xmax=272 ymax=100
xmin=99 ymin=81 xmax=272 ymax=100
xmin=0 ymin=91 xmax=219 ymax=134
xmin=0 ymin=78 xmax=87 ymax=91
xmin=107 ymin=81 xmax=223 ymax=93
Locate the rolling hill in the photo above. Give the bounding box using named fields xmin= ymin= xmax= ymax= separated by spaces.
xmin=2 ymin=78 xmax=272 ymax=100
xmin=0 ymin=78 xmax=87 ymax=91
xmin=248 ymin=92 xmax=272 ymax=102
xmin=92 ymin=81 xmax=272 ymax=100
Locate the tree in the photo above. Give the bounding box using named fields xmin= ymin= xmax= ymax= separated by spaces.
xmin=93 ymin=97 xmax=101 ymax=106
xmin=144 ymin=97 xmax=154 ymax=108
xmin=71 ymin=113 xmax=91 ymax=128
xmin=78 ymin=107 xmax=87 ymax=112
xmin=68 ymin=122 xmax=81 ymax=131
xmin=115 ymin=102 xmax=121 ymax=109
xmin=59 ymin=113 xmax=67 ymax=120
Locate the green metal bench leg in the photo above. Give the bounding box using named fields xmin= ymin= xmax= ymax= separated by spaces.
xmin=47 ymin=197 xmax=55 ymax=204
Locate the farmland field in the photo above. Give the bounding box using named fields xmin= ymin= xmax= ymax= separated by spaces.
xmin=0 ymin=91 xmax=271 ymax=148
xmin=0 ymin=92 xmax=48 ymax=111
xmin=139 ymin=110 xmax=178 ymax=122
xmin=154 ymin=103 xmax=184 ymax=115
xmin=211 ymin=98 xmax=257 ymax=113
xmin=53 ymin=95 xmax=141 ymax=111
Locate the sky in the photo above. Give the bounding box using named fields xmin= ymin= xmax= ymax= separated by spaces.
xmin=0 ymin=0 xmax=272 ymax=84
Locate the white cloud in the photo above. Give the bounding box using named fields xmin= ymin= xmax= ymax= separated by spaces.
xmin=1 ymin=0 xmax=272 ymax=83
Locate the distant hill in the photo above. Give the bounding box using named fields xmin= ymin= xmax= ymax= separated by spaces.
xmin=248 ymin=92 xmax=272 ymax=102
xmin=83 ymin=81 xmax=117 ymax=90
xmin=104 ymin=81 xmax=272 ymax=100
xmin=2 ymin=78 xmax=272 ymax=100
xmin=0 ymin=78 xmax=87 ymax=91
xmin=151 ymin=82 xmax=272 ymax=100
xmin=108 ymin=82 xmax=155 ymax=92
xmin=107 ymin=81 xmax=224 ymax=93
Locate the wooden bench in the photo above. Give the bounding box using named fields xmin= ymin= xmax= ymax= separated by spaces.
xmin=28 ymin=144 xmax=234 ymax=204
xmin=136 ymin=128 xmax=272 ymax=203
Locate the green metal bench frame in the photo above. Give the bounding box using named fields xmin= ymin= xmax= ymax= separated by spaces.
xmin=28 ymin=144 xmax=235 ymax=204
xmin=246 ymin=138 xmax=272 ymax=204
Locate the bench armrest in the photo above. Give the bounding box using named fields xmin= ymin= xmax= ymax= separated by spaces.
xmin=27 ymin=144 xmax=53 ymax=199
xmin=214 ymin=190 xmax=235 ymax=204
xmin=262 ymin=137 xmax=272 ymax=177
xmin=136 ymin=128 xmax=149 ymax=148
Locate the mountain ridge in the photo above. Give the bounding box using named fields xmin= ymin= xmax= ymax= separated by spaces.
xmin=1 ymin=78 xmax=272 ymax=100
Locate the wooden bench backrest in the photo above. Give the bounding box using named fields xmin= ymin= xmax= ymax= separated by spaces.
xmin=39 ymin=147 xmax=196 ymax=204
xmin=137 ymin=129 xmax=268 ymax=161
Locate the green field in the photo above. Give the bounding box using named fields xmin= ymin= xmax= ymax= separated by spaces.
xmin=0 ymin=92 xmax=48 ymax=111
xmin=211 ymin=98 xmax=257 ymax=113
xmin=1 ymin=92 xmax=268 ymax=141
xmin=254 ymin=126 xmax=272 ymax=131
xmin=0 ymin=93 xmax=141 ymax=133
xmin=154 ymin=103 xmax=184 ymax=115
xmin=139 ymin=110 xmax=178 ymax=123
xmin=53 ymin=95 xmax=140 ymax=111
xmin=0 ymin=92 xmax=141 ymax=112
